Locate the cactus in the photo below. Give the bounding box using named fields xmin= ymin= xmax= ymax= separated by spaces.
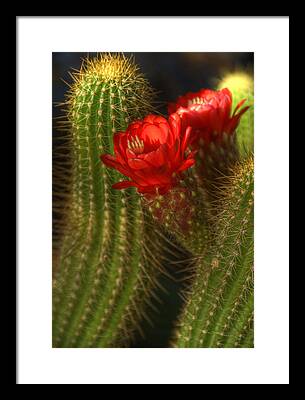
xmin=218 ymin=72 xmax=254 ymax=157
xmin=141 ymin=174 xmax=210 ymax=255
xmin=53 ymin=53 xmax=254 ymax=349
xmin=52 ymin=53 xmax=167 ymax=347
xmin=194 ymin=133 xmax=241 ymax=213
xmin=173 ymin=156 xmax=254 ymax=348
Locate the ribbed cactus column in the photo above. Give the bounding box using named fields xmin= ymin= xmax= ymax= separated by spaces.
xmin=52 ymin=53 xmax=160 ymax=347
xmin=142 ymin=175 xmax=211 ymax=256
xmin=194 ymin=133 xmax=241 ymax=212
xmin=173 ymin=157 xmax=254 ymax=348
xmin=218 ymin=72 xmax=254 ymax=157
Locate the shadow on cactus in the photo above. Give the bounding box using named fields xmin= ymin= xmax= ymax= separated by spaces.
xmin=53 ymin=52 xmax=254 ymax=348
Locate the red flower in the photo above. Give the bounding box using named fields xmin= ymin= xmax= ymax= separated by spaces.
xmin=168 ymin=88 xmax=249 ymax=146
xmin=101 ymin=114 xmax=196 ymax=195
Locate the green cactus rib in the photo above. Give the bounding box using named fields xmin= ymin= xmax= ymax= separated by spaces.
xmin=218 ymin=72 xmax=254 ymax=157
xmin=223 ymin=292 xmax=254 ymax=348
xmin=52 ymin=53 xmax=161 ymax=347
xmin=143 ymin=174 xmax=211 ymax=256
xmin=194 ymin=133 xmax=240 ymax=207
xmin=173 ymin=156 xmax=254 ymax=348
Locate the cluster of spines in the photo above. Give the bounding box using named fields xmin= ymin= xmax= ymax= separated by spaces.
xmin=197 ymin=133 xmax=239 ymax=176
xmin=173 ymin=156 xmax=254 ymax=348
xmin=52 ymin=53 xmax=164 ymax=347
xmin=142 ymin=171 xmax=211 ymax=256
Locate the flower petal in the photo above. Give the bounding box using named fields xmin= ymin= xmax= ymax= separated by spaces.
xmin=113 ymin=132 xmax=128 ymax=163
xmin=220 ymin=88 xmax=232 ymax=103
xmin=232 ymin=98 xmax=247 ymax=116
xmin=168 ymin=102 xmax=178 ymax=114
xmin=127 ymin=157 xmax=151 ymax=170
xmin=112 ymin=181 xmax=138 ymax=190
xmin=235 ymin=104 xmax=250 ymax=119
xmin=177 ymin=158 xmax=195 ymax=172
xmin=142 ymin=144 xmax=167 ymax=167
xmin=100 ymin=154 xmax=120 ymax=169
xmin=181 ymin=126 xmax=192 ymax=155
xmin=101 ymin=154 xmax=131 ymax=177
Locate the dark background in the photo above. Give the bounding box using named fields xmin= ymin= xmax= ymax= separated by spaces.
xmin=53 ymin=52 xmax=254 ymax=347
xmin=53 ymin=52 xmax=253 ymax=118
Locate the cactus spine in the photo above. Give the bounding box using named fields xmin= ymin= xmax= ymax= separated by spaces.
xmin=218 ymin=72 xmax=254 ymax=157
xmin=142 ymin=178 xmax=210 ymax=256
xmin=173 ymin=156 xmax=254 ymax=348
xmin=52 ymin=53 xmax=162 ymax=347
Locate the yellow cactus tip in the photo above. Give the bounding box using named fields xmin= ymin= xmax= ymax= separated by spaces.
xmin=218 ymin=71 xmax=254 ymax=93
xmin=74 ymin=53 xmax=143 ymax=85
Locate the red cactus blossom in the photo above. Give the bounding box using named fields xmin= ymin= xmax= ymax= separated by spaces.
xmin=168 ymin=88 xmax=249 ymax=147
xmin=100 ymin=114 xmax=196 ymax=195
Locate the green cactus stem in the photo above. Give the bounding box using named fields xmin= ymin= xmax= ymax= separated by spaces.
xmin=173 ymin=156 xmax=254 ymax=348
xmin=195 ymin=132 xmax=240 ymax=201
xmin=218 ymin=72 xmax=254 ymax=157
xmin=52 ymin=53 xmax=166 ymax=348
xmin=141 ymin=173 xmax=211 ymax=256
